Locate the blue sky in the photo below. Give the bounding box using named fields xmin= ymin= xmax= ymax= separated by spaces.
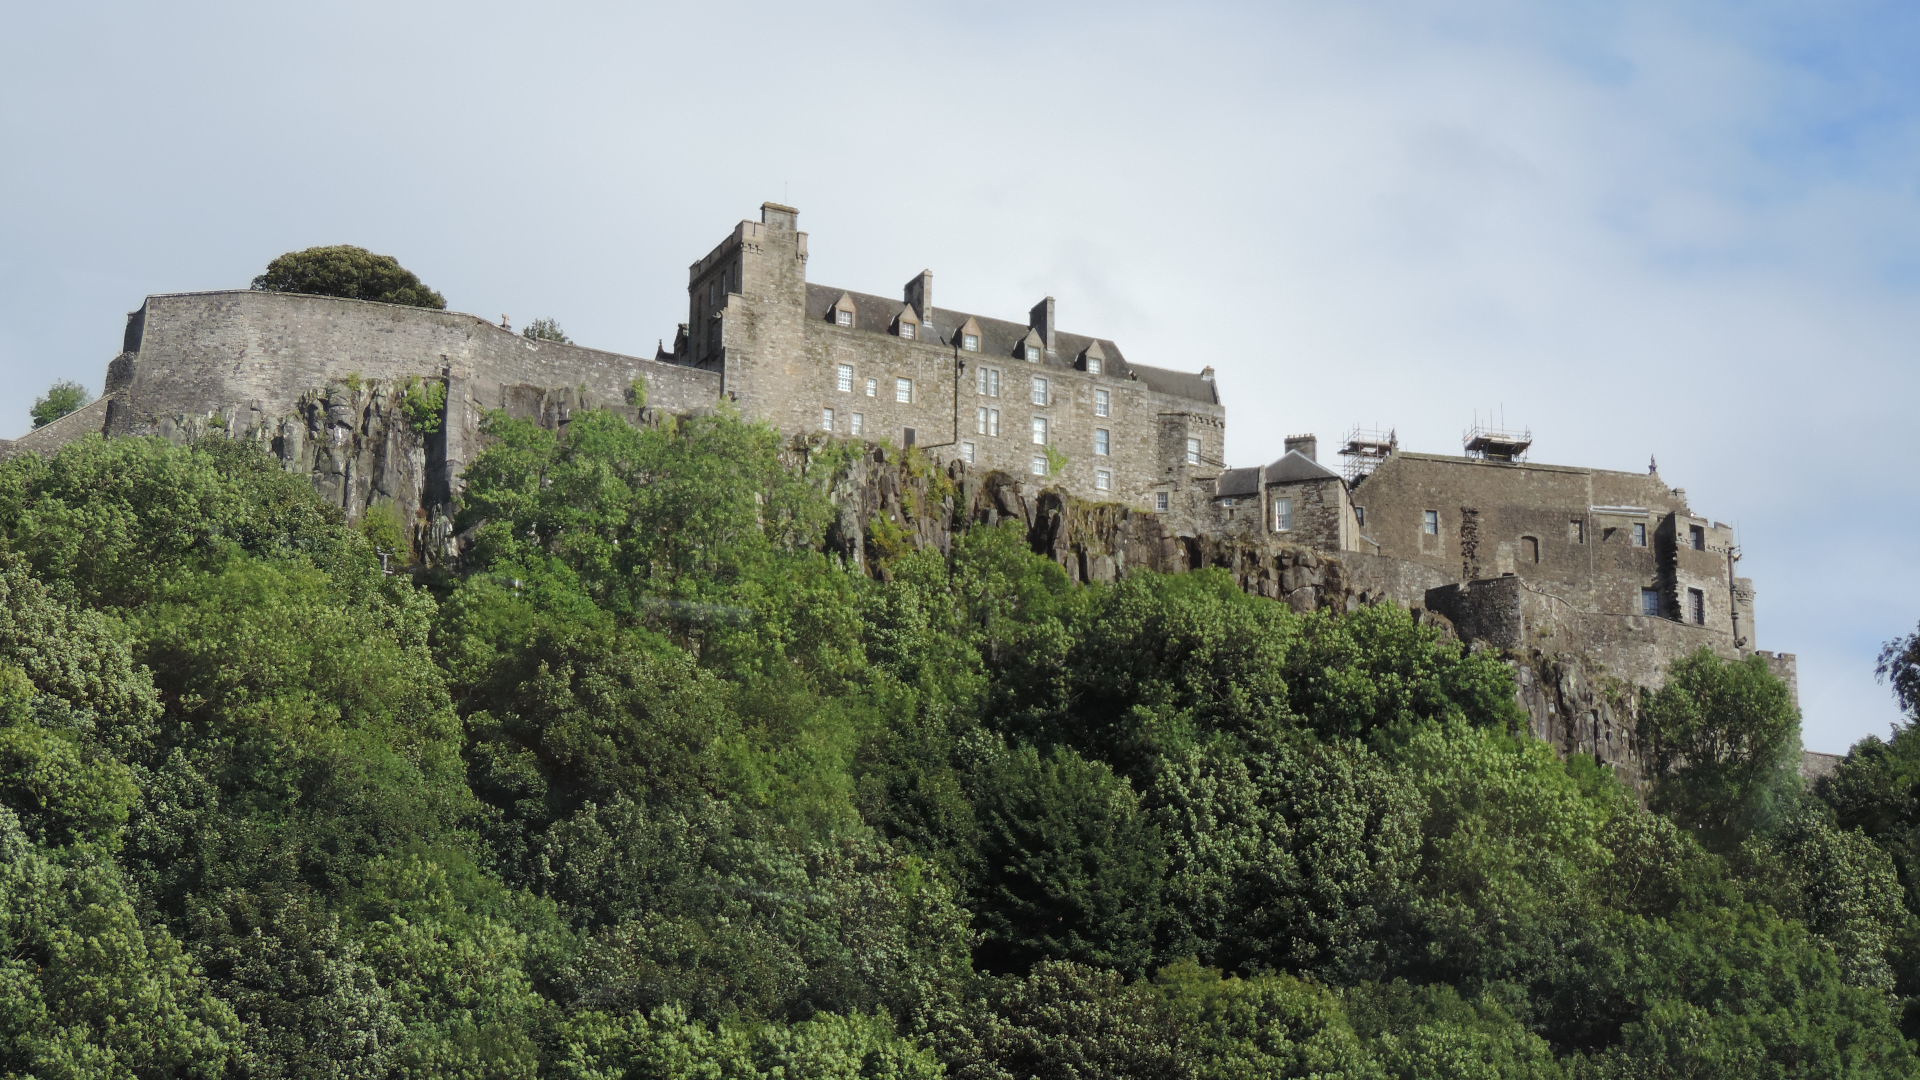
xmin=2 ymin=1 xmax=1915 ymax=751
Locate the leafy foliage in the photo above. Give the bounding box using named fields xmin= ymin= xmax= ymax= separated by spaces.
xmin=1640 ymin=649 xmax=1803 ymax=849
xmin=29 ymin=378 xmax=90 ymax=428
xmin=0 ymin=414 xmax=1910 ymax=1077
xmin=521 ymin=317 xmax=572 ymax=343
xmin=251 ymin=244 xmax=446 ymax=309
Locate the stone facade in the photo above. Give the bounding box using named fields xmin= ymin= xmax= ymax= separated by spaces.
xmin=0 ymin=197 xmax=1795 ymax=742
xmin=673 ymin=203 xmax=1227 ymax=509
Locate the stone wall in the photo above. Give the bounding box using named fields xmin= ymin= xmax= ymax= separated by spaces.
xmin=702 ymin=204 xmax=1227 ymax=509
xmin=1352 ymin=451 xmax=1752 ymax=650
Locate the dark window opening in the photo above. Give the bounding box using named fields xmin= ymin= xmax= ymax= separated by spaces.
xmin=1690 ymin=524 xmax=1706 ymax=551
xmin=902 ymin=427 xmax=916 ymax=447
xmin=1641 ymin=588 xmax=1660 ymax=617
xmin=1689 ymin=588 xmax=1706 ymax=625
xmin=1521 ymin=536 xmax=1540 ymax=563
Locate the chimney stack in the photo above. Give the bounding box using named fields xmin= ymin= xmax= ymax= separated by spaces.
xmin=761 ymin=202 xmax=798 ymax=231
xmin=904 ymin=270 xmax=934 ymax=324
xmin=1285 ymin=433 xmax=1318 ymax=462
xmin=1029 ymin=296 xmax=1056 ymax=354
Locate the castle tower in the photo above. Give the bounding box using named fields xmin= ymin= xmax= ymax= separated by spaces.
xmin=686 ymin=202 xmax=810 ymax=425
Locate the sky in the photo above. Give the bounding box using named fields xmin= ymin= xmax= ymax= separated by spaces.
xmin=2 ymin=1 xmax=1915 ymax=752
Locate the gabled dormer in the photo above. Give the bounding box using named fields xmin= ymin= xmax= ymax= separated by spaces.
xmin=893 ymin=306 xmax=922 ymax=341
xmin=1018 ymin=328 xmax=1045 ymax=362
xmin=829 ymin=292 xmax=857 ymax=328
xmin=957 ymin=316 xmax=983 ymax=353
xmin=1079 ymin=340 xmax=1107 ymax=375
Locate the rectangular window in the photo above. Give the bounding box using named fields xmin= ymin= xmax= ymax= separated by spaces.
xmin=1690 ymin=524 xmax=1706 ymax=551
xmin=896 ymin=378 xmax=913 ymax=403
xmin=1569 ymin=519 xmax=1585 ymax=544
xmin=1155 ymin=491 xmax=1170 ymax=512
xmin=1031 ymin=416 xmax=1049 ymax=445
xmin=1274 ymin=496 xmax=1294 ymax=532
xmin=961 ymin=441 xmax=976 ymax=463
xmin=865 ymin=377 xmax=877 ymax=397
xmin=1031 ymin=377 xmax=1049 ymax=406
xmin=850 ymin=412 xmax=863 ymax=436
xmin=1095 ymin=469 xmax=1112 ymax=491
xmin=1355 ymin=506 xmax=1366 ymax=527
xmin=976 ymin=407 xmax=1000 ymax=436
xmin=1094 ymin=388 xmax=1110 ymax=417
xmin=1641 ymin=588 xmax=1661 ymax=617
xmin=1094 ymin=428 xmax=1110 ymax=456
xmin=835 ymin=309 xmax=853 ymax=327
xmin=1186 ymin=437 xmax=1201 ymax=465
xmin=1027 ymin=344 xmax=1044 ymax=362
xmin=1030 ymin=454 xmax=1048 ymax=477
xmin=1422 ymin=510 xmax=1439 ymax=535
xmin=899 ymin=323 xmax=916 ymax=341
xmin=1087 ymin=355 xmax=1103 ymax=375
xmin=820 ymin=407 xmax=835 ymax=431
xmin=977 ymin=366 xmax=1001 ymax=397
xmin=963 ymin=333 xmax=980 ymax=351
xmin=1689 ymin=588 xmax=1706 ymax=625
xmin=1632 ymin=522 xmax=1647 ymax=547
xmin=836 ymin=364 xmax=853 ymax=392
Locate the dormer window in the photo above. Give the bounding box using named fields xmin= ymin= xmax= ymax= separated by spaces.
xmin=963 ymin=334 xmax=980 ymax=351
xmin=900 ymin=323 xmax=916 ymax=341
xmin=1081 ymin=341 xmax=1108 ymax=375
xmin=830 ymin=292 xmax=857 ymax=328
xmin=1027 ymin=344 xmax=1044 ymax=362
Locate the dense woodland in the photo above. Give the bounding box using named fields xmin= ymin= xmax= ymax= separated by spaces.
xmin=4 ymin=408 xmax=1920 ymax=1078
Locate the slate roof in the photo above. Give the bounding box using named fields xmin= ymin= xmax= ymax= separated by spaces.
xmin=1214 ymin=467 xmax=1263 ymax=498
xmin=802 ymin=284 xmax=1218 ymax=406
xmin=1265 ymin=449 xmax=1340 ymax=484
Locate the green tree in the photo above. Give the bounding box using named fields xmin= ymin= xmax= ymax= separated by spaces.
xmin=970 ymin=743 xmax=1167 ymax=976
xmin=1639 ymin=650 xmax=1802 ymax=849
xmin=1157 ymin=961 xmax=1385 ymax=1080
xmin=935 ymin=961 xmax=1185 ymax=1080
xmin=29 ymin=378 xmax=90 ymax=428
xmin=1149 ymin=732 xmax=1420 ymax=977
xmin=1878 ymin=621 xmax=1920 ymax=720
xmin=522 ymin=317 xmax=572 ymax=343
xmin=250 ymin=244 xmax=446 ymax=309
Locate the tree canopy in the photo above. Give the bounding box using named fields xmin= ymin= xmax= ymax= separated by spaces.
xmin=0 ymin=414 xmax=1910 ymax=1077
xmin=29 ymin=379 xmax=90 ymax=428
xmin=250 ymin=245 xmax=446 ymax=309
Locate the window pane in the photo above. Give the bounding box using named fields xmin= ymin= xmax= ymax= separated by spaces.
xmin=1032 ymin=416 xmax=1048 ymax=444
xmin=851 ymin=412 xmax=863 ymax=435
xmin=1095 ymin=389 xmax=1110 ymax=417
xmin=896 ymin=378 xmax=912 ymax=403
xmin=836 ymin=364 xmax=853 ymax=392
xmin=1095 ymin=469 xmax=1111 ymax=491
xmin=1032 ymin=378 xmax=1048 ymax=406
xmin=1030 ymin=455 xmax=1047 ymax=476
xmin=1094 ymin=428 xmax=1109 ymax=456
xmin=821 ymin=408 xmax=834 ymax=431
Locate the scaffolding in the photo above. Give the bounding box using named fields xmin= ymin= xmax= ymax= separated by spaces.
xmin=1339 ymin=426 xmax=1398 ymax=483
xmin=1462 ymin=422 xmax=1532 ymax=463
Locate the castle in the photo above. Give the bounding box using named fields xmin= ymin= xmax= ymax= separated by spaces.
xmin=3 ymin=200 xmax=1794 ymax=763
